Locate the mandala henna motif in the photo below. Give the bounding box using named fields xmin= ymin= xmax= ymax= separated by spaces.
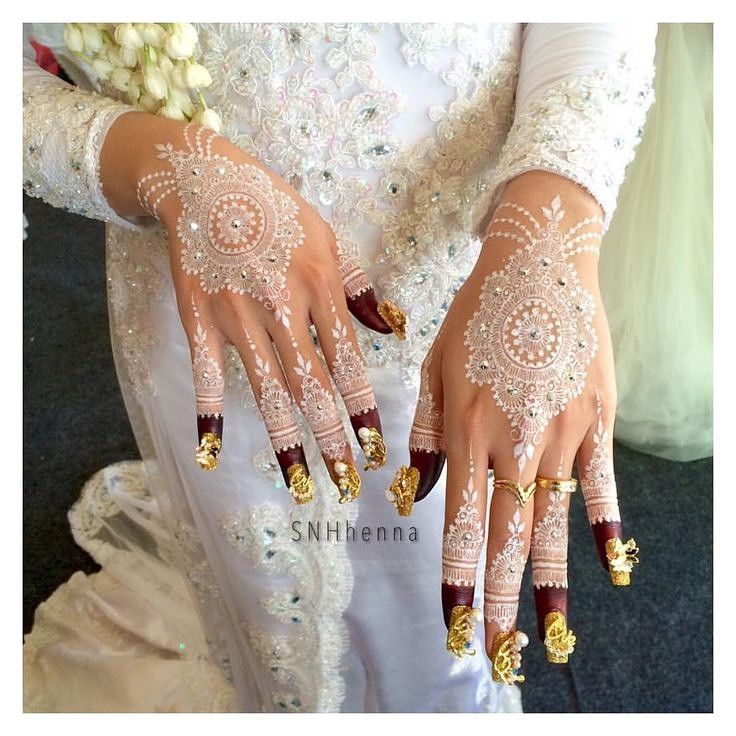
xmin=442 ymin=458 xmax=484 ymax=587
xmin=137 ymin=124 xmax=305 ymax=324
xmin=484 ymin=508 xmax=527 ymax=632
xmin=294 ymin=352 xmax=347 ymax=460
xmin=531 ymin=491 xmax=569 ymax=588
xmin=464 ymin=196 xmax=603 ymax=472
xmin=581 ymin=392 xmax=622 ymax=524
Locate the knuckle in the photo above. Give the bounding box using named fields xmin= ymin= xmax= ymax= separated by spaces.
xmin=459 ymin=398 xmax=487 ymax=438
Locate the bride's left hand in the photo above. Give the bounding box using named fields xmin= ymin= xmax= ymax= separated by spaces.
xmin=387 ymin=170 xmax=639 ymax=681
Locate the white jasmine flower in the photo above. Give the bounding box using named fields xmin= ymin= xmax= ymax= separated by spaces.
xmin=169 ymin=87 xmax=195 ymax=118
xmin=120 ymin=46 xmax=139 ymax=68
xmin=64 ymin=25 xmax=84 ymax=54
xmin=91 ymin=58 xmax=113 ymax=80
xmin=183 ymin=62 xmax=212 ymax=89
xmin=143 ymin=67 xmax=168 ymax=100
xmin=138 ymin=93 xmax=160 ymax=113
xmin=193 ymin=106 xmax=222 ymax=133
xmin=159 ymin=100 xmax=187 ymax=120
xmin=110 ymin=66 xmax=132 ymax=92
xmin=140 ymin=23 xmax=166 ymax=46
xmin=81 ymin=25 xmax=103 ymax=54
xmin=165 ymin=25 xmax=197 ymax=59
xmin=170 ymin=63 xmax=186 ymax=89
xmin=114 ymin=23 xmax=144 ymax=50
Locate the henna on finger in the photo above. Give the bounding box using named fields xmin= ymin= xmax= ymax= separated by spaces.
xmin=530 ymin=482 xmax=576 ymax=663
xmin=337 ymin=251 xmax=395 ymax=335
xmin=579 ymin=392 xmax=639 ymax=585
xmin=387 ymin=355 xmax=445 ymax=515
xmin=189 ymin=298 xmax=225 ymax=470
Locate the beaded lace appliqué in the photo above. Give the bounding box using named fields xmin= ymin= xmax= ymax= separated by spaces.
xmin=484 ymin=508 xmax=527 ymax=631
xmin=464 ymin=196 xmax=603 ymax=472
xmin=137 ymin=124 xmax=305 ymax=325
xmin=442 ymin=460 xmax=485 ymax=587
xmin=581 ymin=393 xmax=621 ymax=524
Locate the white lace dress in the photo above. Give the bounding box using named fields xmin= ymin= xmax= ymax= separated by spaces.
xmin=23 ymin=22 xmax=656 ymax=712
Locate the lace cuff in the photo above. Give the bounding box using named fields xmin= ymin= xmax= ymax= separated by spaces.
xmin=474 ymin=55 xmax=655 ymax=230
xmin=23 ymin=60 xmax=140 ymax=230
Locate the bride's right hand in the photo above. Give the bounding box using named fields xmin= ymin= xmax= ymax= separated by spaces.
xmin=100 ymin=112 xmax=406 ymax=504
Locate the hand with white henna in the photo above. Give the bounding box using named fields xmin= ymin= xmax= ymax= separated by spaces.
xmin=389 ymin=170 xmax=639 ymax=683
xmin=99 ymin=112 xmax=406 ymax=503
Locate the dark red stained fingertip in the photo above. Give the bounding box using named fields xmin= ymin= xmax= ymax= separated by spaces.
xmin=348 ymin=407 xmax=383 ymax=437
xmin=442 ymin=583 xmax=475 ymax=628
xmin=197 ymin=414 xmax=223 ymax=441
xmin=412 ymin=450 xmax=446 ymax=503
xmin=592 ymin=520 xmax=623 ymax=571
xmin=347 ymin=289 xmax=393 ymax=334
xmin=275 ymin=445 xmax=310 ymax=489
xmin=534 ymin=588 xmax=568 ymax=642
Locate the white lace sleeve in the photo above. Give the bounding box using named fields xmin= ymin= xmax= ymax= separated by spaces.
xmin=23 ymin=57 xmax=140 ymax=230
xmin=473 ymin=23 xmax=657 ymax=229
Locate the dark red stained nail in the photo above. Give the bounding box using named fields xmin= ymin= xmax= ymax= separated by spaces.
xmin=412 ymin=450 xmax=446 ymax=503
xmin=197 ymin=414 xmax=223 ymax=442
xmin=275 ymin=445 xmax=310 ymax=489
xmin=347 ymin=289 xmax=392 ymax=334
xmin=442 ymin=583 xmax=475 ymax=628
xmin=592 ymin=520 xmax=623 ymax=571
xmin=534 ymin=588 xmax=568 ymax=642
xmin=349 ymin=407 xmax=383 ymax=437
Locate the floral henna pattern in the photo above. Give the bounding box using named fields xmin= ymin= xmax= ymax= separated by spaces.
xmin=137 ymin=124 xmax=305 ymax=324
xmin=531 ymin=491 xmax=568 ymax=589
xmin=338 ymin=252 xmax=372 ymax=300
xmin=464 ymin=196 xmax=603 ymax=472
xmin=191 ymin=299 xmax=224 ymax=418
xmin=294 ymin=352 xmax=347 ymax=460
xmin=330 ymin=303 xmax=376 ymax=417
xmin=409 ymin=352 xmax=444 ymax=454
xmin=581 ymin=392 xmax=621 ymax=524
xmin=442 ymin=457 xmax=485 ymax=587
xmin=244 ymin=332 xmax=302 ymax=454
xmin=484 ymin=508 xmax=527 ymax=632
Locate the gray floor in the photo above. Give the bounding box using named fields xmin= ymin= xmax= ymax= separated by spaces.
xmin=23 ymin=194 xmax=713 ymax=712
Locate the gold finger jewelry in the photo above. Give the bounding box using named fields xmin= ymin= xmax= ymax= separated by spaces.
xmin=287 ymin=464 xmax=315 ymax=505
xmin=494 ymin=479 xmax=537 ymax=508
xmin=377 ymin=299 xmax=407 ymax=341
xmin=386 ymin=466 xmax=419 ymax=517
xmin=334 ymin=459 xmax=361 ymax=503
xmin=535 ymin=477 xmax=578 ymax=494
xmin=357 ymin=426 xmax=387 ymax=470
xmin=543 ymin=611 xmax=576 ymax=664
xmin=491 ymin=630 xmax=528 ymax=685
xmin=195 ymin=432 xmax=222 ymax=471
xmin=446 ymin=605 xmax=482 ymax=658
xmin=606 ymin=537 xmax=640 ymax=586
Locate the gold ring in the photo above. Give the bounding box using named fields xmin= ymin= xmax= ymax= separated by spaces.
xmin=493 ymin=479 xmax=536 ymax=508
xmin=535 ymin=477 xmax=578 ymax=494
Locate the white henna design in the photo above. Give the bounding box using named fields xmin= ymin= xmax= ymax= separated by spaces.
xmin=581 ymin=391 xmax=621 ymax=524
xmin=409 ymin=347 xmax=444 ymax=454
xmin=243 ymin=332 xmax=302 ymax=454
xmin=137 ymin=124 xmax=305 ymax=325
xmin=464 ymin=196 xmax=603 ymax=471
xmin=338 ymin=252 xmax=372 ymax=300
xmin=329 ymin=300 xmax=376 ymax=416
xmin=484 ymin=508 xmax=528 ymax=632
xmin=442 ymin=454 xmax=485 ymax=587
xmin=531 ymin=491 xmax=569 ymax=589
xmin=191 ymin=298 xmax=224 ymax=417
xmin=294 ymin=352 xmax=347 ymax=460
